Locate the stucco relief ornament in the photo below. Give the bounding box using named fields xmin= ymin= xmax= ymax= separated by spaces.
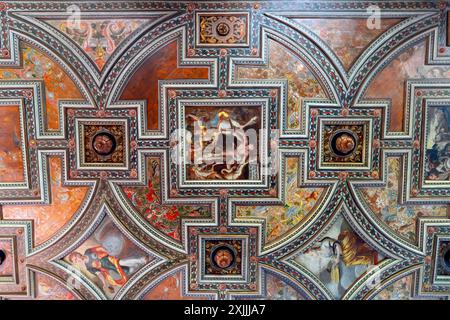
xmin=199 ymin=14 xmax=247 ymax=45
xmin=335 ymin=133 xmax=355 ymax=155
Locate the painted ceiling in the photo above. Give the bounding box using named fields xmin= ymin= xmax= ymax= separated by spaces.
xmin=0 ymin=1 xmax=449 ymax=300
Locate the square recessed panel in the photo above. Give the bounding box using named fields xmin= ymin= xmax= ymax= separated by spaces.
xmin=0 ymin=223 xmax=29 ymax=296
xmin=185 ymin=105 xmax=261 ymax=181
xmin=178 ymin=99 xmax=269 ymax=188
xmin=75 ymin=119 xmax=129 ymax=169
xmin=423 ymin=104 xmax=450 ymax=186
xmin=447 ymin=11 xmax=450 ymax=47
xmin=318 ymin=118 xmax=372 ymax=170
xmin=199 ymin=235 xmax=248 ymax=283
xmin=0 ymin=237 xmax=17 ymax=284
xmin=204 ymin=239 xmax=243 ymax=276
xmin=196 ymin=12 xmax=250 ymax=47
xmin=434 ymin=238 xmax=450 ymax=285
xmin=0 ymin=100 xmax=29 ymax=190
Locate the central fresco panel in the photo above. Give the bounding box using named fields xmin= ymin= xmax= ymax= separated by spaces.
xmin=0 ymin=1 xmax=448 ymax=301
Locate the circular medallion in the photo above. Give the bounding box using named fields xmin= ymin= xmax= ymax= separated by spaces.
xmin=92 ymin=131 xmax=116 ymax=156
xmin=211 ymin=245 xmax=236 ymax=270
xmin=216 ymin=22 xmax=230 ymax=36
xmin=0 ymin=250 xmax=5 ymax=265
xmin=330 ymin=130 xmax=357 ymax=157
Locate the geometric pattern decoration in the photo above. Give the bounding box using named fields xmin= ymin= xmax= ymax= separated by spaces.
xmin=0 ymin=0 xmax=448 ymax=301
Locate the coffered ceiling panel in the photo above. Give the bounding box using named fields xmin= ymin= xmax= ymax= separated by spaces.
xmin=0 ymin=1 xmax=449 ymax=300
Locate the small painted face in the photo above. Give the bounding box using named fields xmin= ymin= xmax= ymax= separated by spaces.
xmin=429 ymin=173 xmax=439 ymax=180
xmin=92 ymin=132 xmax=115 ymax=156
xmin=335 ymin=133 xmax=355 ymax=155
xmin=213 ymin=249 xmax=234 ymax=269
xmin=218 ymin=111 xmax=230 ymax=121
xmin=72 ymin=254 xmax=85 ymax=265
